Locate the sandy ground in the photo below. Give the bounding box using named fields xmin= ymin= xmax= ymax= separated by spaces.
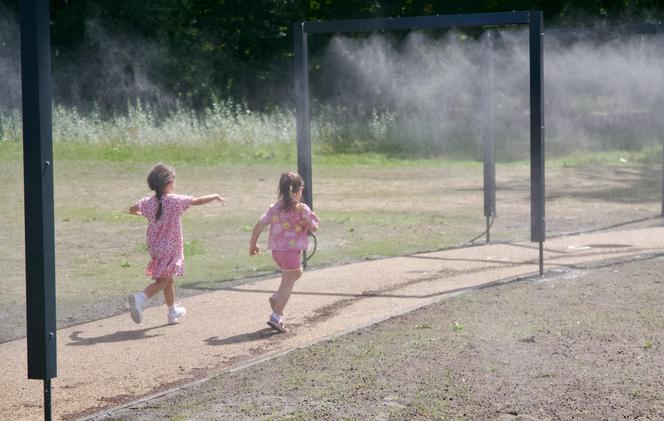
xmin=2 ymin=227 xmax=664 ymax=420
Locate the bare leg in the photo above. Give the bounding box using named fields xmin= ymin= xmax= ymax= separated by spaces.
xmin=143 ymin=277 xmax=169 ymax=299
xmin=272 ymin=269 xmax=302 ymax=316
xmin=129 ymin=276 xmax=175 ymax=324
xmin=163 ymin=277 xmax=175 ymax=307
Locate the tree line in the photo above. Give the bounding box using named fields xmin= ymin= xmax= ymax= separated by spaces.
xmin=2 ymin=0 xmax=663 ymax=113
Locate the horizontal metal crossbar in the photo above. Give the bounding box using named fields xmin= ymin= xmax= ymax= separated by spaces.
xmin=547 ymin=22 xmax=664 ymax=36
xmin=302 ymin=11 xmax=531 ymax=34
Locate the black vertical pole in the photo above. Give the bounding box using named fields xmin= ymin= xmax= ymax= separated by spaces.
xmin=529 ymin=11 xmax=545 ymax=275
xmin=294 ymin=23 xmax=313 ymax=268
xmin=482 ymin=30 xmax=496 ymax=243
xmin=294 ymin=23 xmax=312 ymax=209
xmin=20 ymin=0 xmax=57 ymax=420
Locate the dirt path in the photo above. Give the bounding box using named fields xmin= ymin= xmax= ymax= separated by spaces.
xmin=2 ymin=227 xmax=664 ymax=420
xmin=98 ymin=246 xmax=664 ymax=420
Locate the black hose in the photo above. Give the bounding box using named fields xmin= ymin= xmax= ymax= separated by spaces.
xmin=304 ymin=232 xmax=317 ymax=264
xmin=467 ymin=216 xmax=495 ymax=245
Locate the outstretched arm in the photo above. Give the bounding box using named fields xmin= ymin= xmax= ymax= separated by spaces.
xmin=191 ymin=194 xmax=226 ymax=206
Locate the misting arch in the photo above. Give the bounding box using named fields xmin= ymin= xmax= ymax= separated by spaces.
xmin=293 ymin=11 xmax=546 ymax=271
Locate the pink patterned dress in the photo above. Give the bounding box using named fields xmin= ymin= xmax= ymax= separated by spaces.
xmin=259 ymin=201 xmax=319 ymax=251
xmin=136 ymin=194 xmax=193 ymax=279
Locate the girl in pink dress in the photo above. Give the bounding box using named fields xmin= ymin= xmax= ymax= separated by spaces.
xmin=249 ymin=171 xmax=319 ymax=333
xmin=128 ymin=163 xmax=225 ymax=325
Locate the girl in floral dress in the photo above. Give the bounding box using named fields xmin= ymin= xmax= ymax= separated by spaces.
xmin=249 ymin=171 xmax=319 ymax=333
xmin=128 ymin=163 xmax=225 ymax=324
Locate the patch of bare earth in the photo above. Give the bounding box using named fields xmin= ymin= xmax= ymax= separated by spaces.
xmin=97 ymin=254 xmax=664 ymax=420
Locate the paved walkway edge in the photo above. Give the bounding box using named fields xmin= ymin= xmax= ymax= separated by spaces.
xmin=2 ymin=227 xmax=664 ymax=421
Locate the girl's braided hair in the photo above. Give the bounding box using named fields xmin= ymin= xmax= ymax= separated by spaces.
xmin=278 ymin=171 xmax=303 ymax=211
xmin=147 ymin=163 xmax=176 ymax=220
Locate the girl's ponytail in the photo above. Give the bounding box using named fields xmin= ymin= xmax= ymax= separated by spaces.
xmin=278 ymin=171 xmax=303 ymax=211
xmin=155 ymin=188 xmax=164 ymax=220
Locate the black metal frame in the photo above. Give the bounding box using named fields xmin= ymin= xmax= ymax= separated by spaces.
xmin=20 ymin=0 xmax=56 ymax=419
xmin=294 ymin=11 xmax=545 ymax=272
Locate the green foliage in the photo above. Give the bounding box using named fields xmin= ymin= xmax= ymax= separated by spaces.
xmin=5 ymin=0 xmax=663 ymax=111
xmin=184 ymin=239 xmax=205 ymax=257
xmin=3 ymin=100 xmax=662 ymax=162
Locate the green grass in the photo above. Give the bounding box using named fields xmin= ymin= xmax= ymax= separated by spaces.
xmin=1 ymin=138 xmax=482 ymax=170
xmin=184 ymin=239 xmax=205 ymax=257
xmin=58 ymin=207 xmax=130 ymax=224
xmin=52 ymin=141 xmax=297 ymax=165
xmin=548 ymin=146 xmax=663 ymax=168
xmin=1 ymin=142 xmax=492 ymax=341
xmin=2 ymin=104 xmax=663 ymax=342
xmin=5 ymin=119 xmax=661 ymax=169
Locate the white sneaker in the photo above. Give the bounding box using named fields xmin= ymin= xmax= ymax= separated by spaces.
xmin=167 ymin=305 xmax=186 ymax=324
xmin=128 ymin=293 xmax=144 ymax=324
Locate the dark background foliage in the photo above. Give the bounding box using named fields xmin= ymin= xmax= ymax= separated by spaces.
xmin=1 ymin=0 xmax=663 ymax=112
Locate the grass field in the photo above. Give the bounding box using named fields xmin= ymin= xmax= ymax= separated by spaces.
xmin=1 ymin=134 xmax=662 ymax=343
xmin=0 ymin=140 xmax=494 ymax=342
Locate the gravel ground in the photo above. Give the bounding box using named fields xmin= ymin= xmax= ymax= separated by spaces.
xmin=95 ymin=254 xmax=664 ymax=420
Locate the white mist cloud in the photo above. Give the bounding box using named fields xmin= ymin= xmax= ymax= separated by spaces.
xmin=54 ymin=19 xmax=176 ymax=112
xmin=316 ymin=27 xmax=664 ymax=158
xmin=0 ymin=5 xmax=21 ymax=110
xmin=0 ymin=12 xmax=176 ymax=113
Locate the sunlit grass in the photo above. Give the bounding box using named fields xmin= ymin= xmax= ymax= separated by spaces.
xmin=2 ymin=101 xmax=662 ymax=342
xmin=548 ymin=145 xmax=662 ymax=168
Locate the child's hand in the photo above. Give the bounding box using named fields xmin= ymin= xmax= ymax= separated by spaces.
xmin=249 ymin=244 xmax=260 ymax=256
xmin=128 ymin=205 xmax=141 ymax=215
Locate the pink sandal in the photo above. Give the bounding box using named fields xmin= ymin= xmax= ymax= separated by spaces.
xmin=267 ymin=318 xmax=289 ymax=333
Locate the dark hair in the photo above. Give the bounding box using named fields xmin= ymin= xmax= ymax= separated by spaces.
xmin=147 ymin=163 xmax=176 ymax=220
xmin=278 ymin=171 xmax=303 ymax=211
